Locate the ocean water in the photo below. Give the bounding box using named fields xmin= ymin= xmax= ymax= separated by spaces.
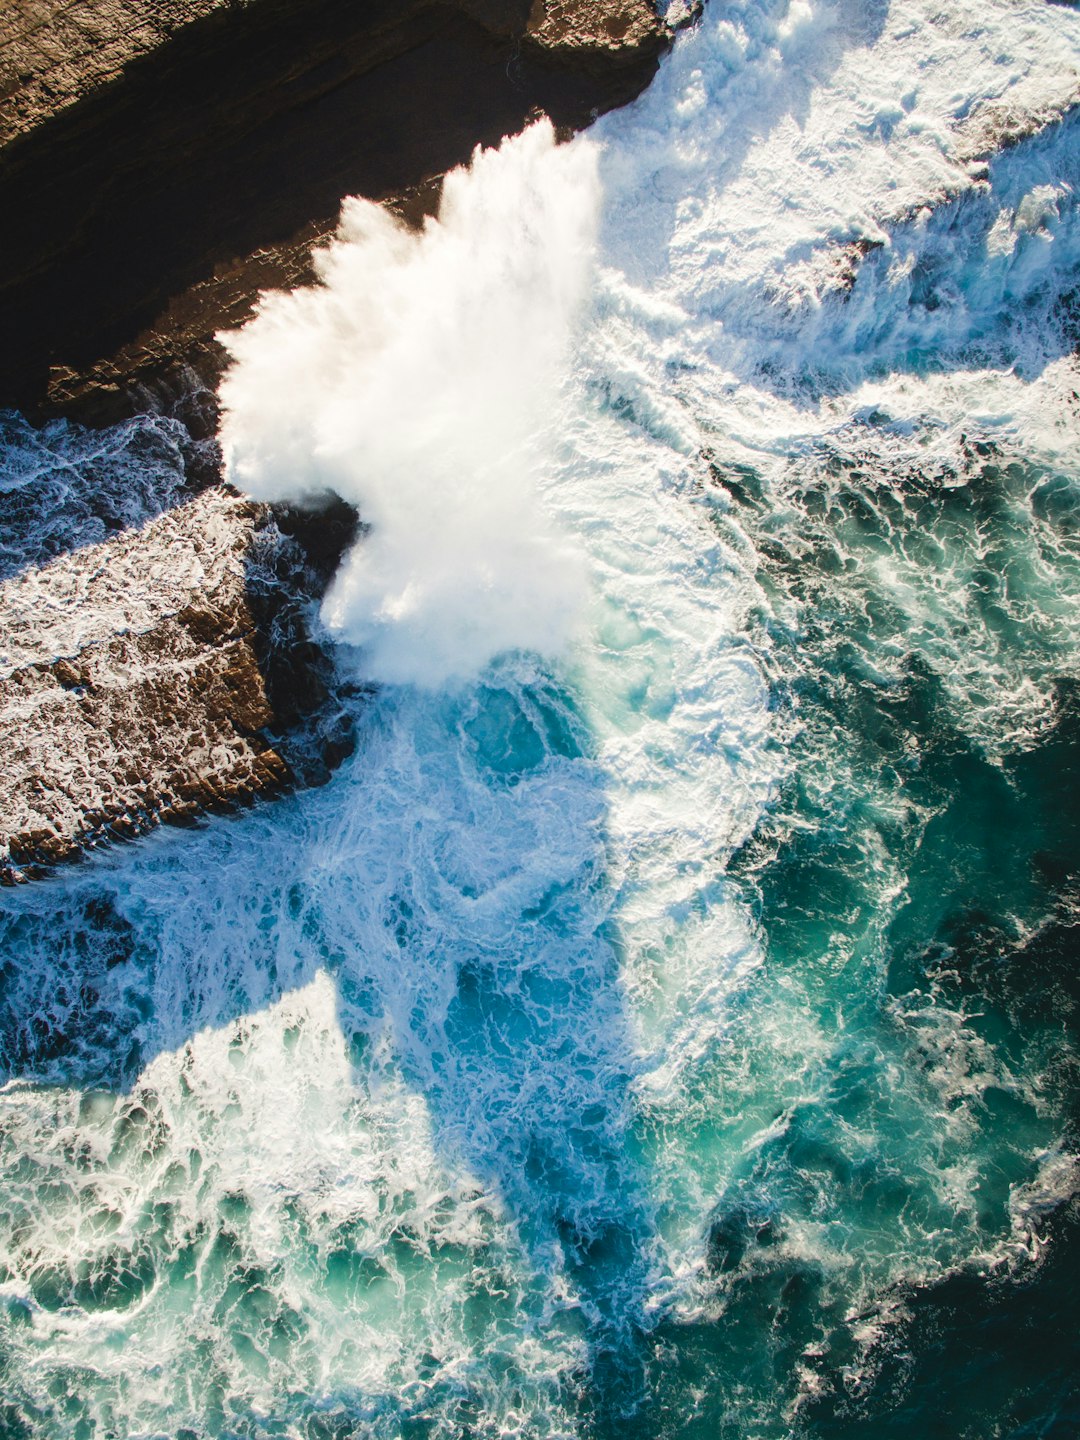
xmin=2 ymin=1 xmax=1080 ymax=1436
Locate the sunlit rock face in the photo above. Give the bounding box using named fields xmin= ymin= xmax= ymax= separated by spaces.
xmin=1 ymin=2 xmax=1080 ymax=1435
xmin=0 ymin=0 xmax=664 ymax=875
xmin=0 ymin=493 xmax=282 ymax=877
xmin=0 ymin=476 xmax=357 ymax=881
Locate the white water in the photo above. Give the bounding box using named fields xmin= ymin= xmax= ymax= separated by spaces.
xmin=3 ymin=1 xmax=1080 ymax=1435
xmin=0 ymin=411 xmax=195 ymax=579
xmin=219 ymin=122 xmax=597 ymax=688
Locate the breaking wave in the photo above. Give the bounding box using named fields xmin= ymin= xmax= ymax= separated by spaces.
xmin=219 ymin=121 xmax=597 ymax=688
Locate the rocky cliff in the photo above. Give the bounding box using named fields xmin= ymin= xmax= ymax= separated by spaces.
xmin=0 ymin=0 xmax=669 ymax=877
xmin=0 ymin=435 xmax=362 ymax=880
xmin=1 ymin=0 xmax=668 ymax=415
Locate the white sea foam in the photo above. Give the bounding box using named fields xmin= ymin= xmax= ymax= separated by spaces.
xmin=219 ymin=120 xmax=598 ymax=688
xmin=579 ymin=0 xmax=1080 ymax=1298
xmin=0 ymin=411 xmax=194 ymax=578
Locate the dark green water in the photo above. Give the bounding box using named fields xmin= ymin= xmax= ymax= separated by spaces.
xmin=617 ymin=438 xmax=1080 ymax=1438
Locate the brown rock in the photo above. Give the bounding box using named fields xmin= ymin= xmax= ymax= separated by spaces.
xmin=0 ymin=486 xmax=344 ymax=880
xmin=0 ymin=0 xmax=670 ymax=876
xmin=0 ymin=0 xmax=669 ymax=415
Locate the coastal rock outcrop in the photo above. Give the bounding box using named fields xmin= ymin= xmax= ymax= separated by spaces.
xmin=0 ymin=0 xmax=669 ymax=875
xmin=0 ymin=485 xmax=359 ymax=880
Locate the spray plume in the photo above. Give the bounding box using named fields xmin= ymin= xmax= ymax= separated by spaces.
xmin=219 ymin=120 xmax=599 ymax=687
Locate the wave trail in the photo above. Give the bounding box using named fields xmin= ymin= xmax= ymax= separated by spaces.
xmin=219 ymin=120 xmax=598 ymax=688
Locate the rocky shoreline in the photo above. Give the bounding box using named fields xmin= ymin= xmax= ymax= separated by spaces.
xmin=0 ymin=0 xmax=671 ymax=879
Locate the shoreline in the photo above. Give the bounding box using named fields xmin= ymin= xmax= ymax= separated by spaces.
xmin=1 ymin=0 xmax=669 ymax=421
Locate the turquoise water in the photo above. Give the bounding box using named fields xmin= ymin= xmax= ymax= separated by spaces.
xmin=2 ymin=1 xmax=1080 ymax=1436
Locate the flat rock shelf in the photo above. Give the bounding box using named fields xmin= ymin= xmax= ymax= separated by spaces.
xmin=0 ymin=488 xmax=358 ymax=880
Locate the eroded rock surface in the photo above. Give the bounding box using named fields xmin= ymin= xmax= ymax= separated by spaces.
xmin=0 ymin=0 xmax=668 ymax=874
xmin=0 ymin=486 xmax=357 ymax=879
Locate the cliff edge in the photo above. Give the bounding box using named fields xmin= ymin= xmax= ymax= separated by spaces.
xmin=0 ymin=0 xmax=670 ymax=878
xmin=0 ymin=0 xmax=668 ymax=414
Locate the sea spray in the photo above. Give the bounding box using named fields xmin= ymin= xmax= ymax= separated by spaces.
xmin=219 ymin=120 xmax=599 ymax=687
